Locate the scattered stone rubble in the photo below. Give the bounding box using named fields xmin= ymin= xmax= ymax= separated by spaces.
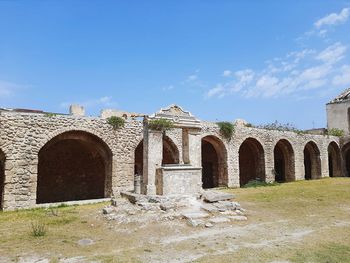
xmin=102 ymin=190 xmax=247 ymax=227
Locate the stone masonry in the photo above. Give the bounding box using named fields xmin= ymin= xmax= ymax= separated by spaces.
xmin=0 ymin=89 xmax=349 ymax=210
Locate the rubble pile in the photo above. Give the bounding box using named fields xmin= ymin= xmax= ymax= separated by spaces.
xmin=102 ymin=190 xmax=247 ymax=227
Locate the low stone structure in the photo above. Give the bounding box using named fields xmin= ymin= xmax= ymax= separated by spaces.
xmin=0 ymin=89 xmax=349 ymax=210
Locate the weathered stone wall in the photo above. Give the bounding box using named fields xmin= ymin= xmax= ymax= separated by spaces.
xmin=0 ymin=109 xmax=343 ymax=210
xmin=326 ymin=101 xmax=350 ymax=135
xmin=0 ymin=111 xmax=143 ymax=210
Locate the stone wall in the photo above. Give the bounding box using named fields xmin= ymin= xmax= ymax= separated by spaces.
xmin=200 ymin=121 xmax=341 ymax=187
xmin=326 ymin=101 xmax=350 ymax=134
xmin=0 ymin=109 xmax=344 ymax=210
xmin=0 ymin=111 xmax=143 ymax=210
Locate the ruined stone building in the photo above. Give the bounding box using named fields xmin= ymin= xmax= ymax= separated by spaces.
xmin=0 ymin=89 xmax=349 ymax=210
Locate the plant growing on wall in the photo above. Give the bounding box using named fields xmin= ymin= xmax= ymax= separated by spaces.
xmin=148 ymin=118 xmax=174 ymax=131
xmin=44 ymin=113 xmax=57 ymax=118
xmin=248 ymin=120 xmax=306 ymax=134
xmin=217 ymin=121 xmax=235 ymax=139
xmin=107 ymin=116 xmax=125 ymax=129
xmin=327 ymin=128 xmax=344 ymax=137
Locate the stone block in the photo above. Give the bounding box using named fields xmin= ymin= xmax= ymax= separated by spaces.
xmin=202 ymin=191 xmax=235 ymax=203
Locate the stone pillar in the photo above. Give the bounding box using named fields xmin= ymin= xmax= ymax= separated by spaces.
xmin=265 ymin=147 xmax=275 ymax=183
xmin=182 ymin=129 xmax=190 ymax=164
xmin=142 ymin=123 xmax=163 ymax=195
xmin=320 ymin=146 xmax=329 ymax=178
xmin=187 ymin=129 xmax=201 ymax=167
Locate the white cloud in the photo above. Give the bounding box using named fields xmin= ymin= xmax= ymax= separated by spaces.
xmin=333 ymin=65 xmax=350 ymax=86
xmin=205 ymin=41 xmax=348 ymax=99
xmin=222 ymin=70 xmax=232 ymax=77
xmin=187 ymin=74 xmax=198 ymax=81
xmin=316 ymin=42 xmax=347 ymax=64
xmin=230 ymin=69 xmax=255 ymax=92
xmin=60 ymin=96 xmax=117 ymax=109
xmin=206 ymin=84 xmax=225 ymax=98
xmin=0 ymin=80 xmax=26 ymax=98
xmin=162 ymin=85 xmax=174 ymax=91
xmin=315 ymin=7 xmax=350 ymax=28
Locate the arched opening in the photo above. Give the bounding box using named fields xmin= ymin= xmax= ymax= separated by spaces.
xmin=134 ymin=141 xmax=143 ymax=176
xmin=37 ymin=131 xmax=112 ymax=204
xmin=342 ymin=142 xmax=350 ymax=177
xmin=162 ymin=136 xmax=179 ymax=165
xmin=134 ymin=136 xmax=179 ymax=175
xmin=328 ymin=142 xmax=341 ymax=177
xmin=304 ymin=141 xmax=321 ymax=180
xmin=239 ymin=138 xmax=265 ymax=187
xmin=273 ymin=139 xmax=295 ymax=182
xmin=201 ymin=136 xmax=228 ymax=189
xmin=0 ymin=150 xmax=5 ymax=209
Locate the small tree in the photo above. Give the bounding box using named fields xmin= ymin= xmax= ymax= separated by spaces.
xmin=148 ymin=118 xmax=174 ymax=131
xmin=327 ymin=128 xmax=344 ymax=137
xmin=107 ymin=116 xmax=125 ymax=129
xmin=217 ymin=122 xmax=235 ymax=140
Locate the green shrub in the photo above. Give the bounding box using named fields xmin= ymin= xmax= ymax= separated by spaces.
xmin=217 ymin=122 xmax=235 ymax=139
xmin=249 ymin=120 xmax=306 ymax=134
xmin=107 ymin=116 xmax=125 ymax=129
xmin=148 ymin=118 xmax=174 ymax=131
xmin=31 ymin=220 xmax=46 ymax=237
xmin=327 ymin=128 xmax=344 ymax=137
xmin=243 ymin=180 xmax=279 ymax=188
xmin=44 ymin=113 xmax=56 ymax=118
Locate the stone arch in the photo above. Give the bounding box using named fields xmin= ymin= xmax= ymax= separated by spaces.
xmin=37 ymin=130 xmax=113 ymax=204
xmin=328 ymin=141 xmax=341 ymax=177
xmin=304 ymin=141 xmax=321 ymax=180
xmin=162 ymin=136 xmax=179 ymax=165
xmin=0 ymin=149 xmax=5 ymax=209
xmin=239 ymin=137 xmax=265 ymax=186
xmin=35 ymin=127 xmax=115 ymax=156
xmin=134 ymin=136 xmax=179 ymax=172
xmin=342 ymin=142 xmax=350 ymax=177
xmin=273 ymin=139 xmax=295 ymax=182
xmin=201 ymin=135 xmax=228 ymax=188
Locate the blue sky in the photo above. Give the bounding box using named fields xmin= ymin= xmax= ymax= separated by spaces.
xmin=0 ymin=1 xmax=350 ymax=129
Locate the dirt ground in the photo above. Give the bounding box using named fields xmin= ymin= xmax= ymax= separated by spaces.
xmin=0 ymin=178 xmax=349 ymax=263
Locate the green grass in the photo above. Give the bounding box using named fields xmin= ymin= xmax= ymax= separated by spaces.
xmin=291 ymin=243 xmax=350 ymax=263
xmin=0 ymin=179 xmax=349 ymax=262
xmin=243 ymin=179 xmax=280 ymax=188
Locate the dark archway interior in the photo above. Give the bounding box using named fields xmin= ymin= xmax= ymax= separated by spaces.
xmin=134 ymin=137 xmax=179 ymax=176
xmin=273 ymin=140 xmax=295 ymax=183
xmin=343 ymin=143 xmax=350 ymax=177
xmin=162 ymin=136 xmax=179 ymax=165
xmin=346 ymin=150 xmax=350 ymax=177
xmin=239 ymin=138 xmax=265 ymax=187
xmin=304 ymin=142 xmax=321 ymax=180
xmin=0 ymin=150 xmax=5 ymax=209
xmin=328 ymin=142 xmax=341 ymax=177
xmin=37 ymin=131 xmax=112 ymax=204
xmin=202 ymin=140 xmax=218 ymax=188
xmin=134 ymin=141 xmax=143 ymax=176
xmin=201 ymin=136 xmax=228 ymax=189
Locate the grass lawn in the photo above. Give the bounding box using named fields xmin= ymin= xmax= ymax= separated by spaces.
xmin=0 ymin=178 xmax=349 ymax=263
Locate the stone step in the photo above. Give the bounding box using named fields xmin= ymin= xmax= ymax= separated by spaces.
xmin=202 ymin=191 xmax=235 ymax=203
xmin=181 ymin=211 xmax=210 ymax=220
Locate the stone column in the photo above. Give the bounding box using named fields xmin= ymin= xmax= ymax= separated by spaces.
xmin=320 ymin=146 xmax=329 ymax=178
xmin=265 ymin=147 xmax=275 ymax=183
xmin=142 ymin=123 xmax=163 ymax=195
xmin=294 ymin=144 xmax=304 ymax=180
xmin=187 ymin=129 xmax=201 ymax=167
